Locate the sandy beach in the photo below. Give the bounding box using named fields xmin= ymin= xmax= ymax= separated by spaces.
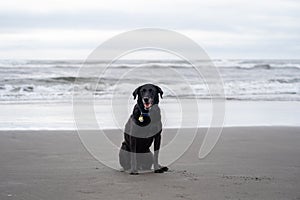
xmin=0 ymin=127 xmax=299 ymax=200
xmin=1 ymin=0 xmax=300 ymax=199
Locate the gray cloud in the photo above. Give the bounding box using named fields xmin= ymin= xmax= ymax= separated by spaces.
xmin=0 ymin=0 xmax=299 ymax=59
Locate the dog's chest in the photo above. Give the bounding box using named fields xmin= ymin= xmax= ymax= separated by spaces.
xmin=125 ymin=104 xmax=162 ymax=138
xmin=129 ymin=119 xmax=161 ymax=138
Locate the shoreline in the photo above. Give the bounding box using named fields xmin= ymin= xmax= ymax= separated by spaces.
xmin=0 ymin=100 xmax=299 ymax=130
xmin=0 ymin=125 xmax=300 ymax=131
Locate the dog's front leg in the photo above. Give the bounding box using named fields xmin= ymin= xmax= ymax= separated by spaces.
xmin=153 ymin=133 xmax=162 ymax=173
xmin=153 ymin=151 xmax=160 ymax=172
xmin=129 ymin=135 xmax=138 ymax=175
xmin=153 ymin=133 xmax=169 ymax=173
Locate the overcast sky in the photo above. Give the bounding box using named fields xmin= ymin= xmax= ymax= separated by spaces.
xmin=0 ymin=0 xmax=299 ymax=59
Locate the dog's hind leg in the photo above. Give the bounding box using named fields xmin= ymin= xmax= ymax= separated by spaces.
xmin=119 ymin=143 xmax=131 ymax=171
xmin=137 ymin=152 xmax=153 ymax=170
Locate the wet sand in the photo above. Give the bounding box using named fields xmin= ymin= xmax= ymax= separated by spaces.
xmin=0 ymin=127 xmax=299 ymax=200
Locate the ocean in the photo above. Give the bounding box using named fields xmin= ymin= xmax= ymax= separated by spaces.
xmin=0 ymin=59 xmax=300 ymax=103
xmin=1 ymin=59 xmax=299 ymax=130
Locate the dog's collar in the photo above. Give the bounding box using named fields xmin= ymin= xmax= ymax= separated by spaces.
xmin=137 ymin=104 xmax=150 ymax=116
xmin=141 ymin=112 xmax=150 ymax=117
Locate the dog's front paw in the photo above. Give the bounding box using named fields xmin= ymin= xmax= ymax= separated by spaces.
xmin=154 ymin=166 xmax=169 ymax=173
xmin=160 ymin=166 xmax=169 ymax=172
xmin=154 ymin=168 xmax=165 ymax=173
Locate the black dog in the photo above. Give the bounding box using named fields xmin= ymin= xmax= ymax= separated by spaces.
xmin=119 ymin=84 xmax=168 ymax=175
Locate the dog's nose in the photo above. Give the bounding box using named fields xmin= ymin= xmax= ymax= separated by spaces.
xmin=143 ymin=97 xmax=149 ymax=102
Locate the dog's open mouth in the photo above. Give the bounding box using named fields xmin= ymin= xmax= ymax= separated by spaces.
xmin=142 ymin=98 xmax=153 ymax=110
xmin=143 ymin=102 xmax=152 ymax=109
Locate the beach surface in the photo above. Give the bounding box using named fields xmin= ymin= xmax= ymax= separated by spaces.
xmin=0 ymin=127 xmax=299 ymax=200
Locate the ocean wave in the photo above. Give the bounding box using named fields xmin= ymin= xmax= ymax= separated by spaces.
xmin=269 ymin=78 xmax=300 ymax=83
xmin=0 ymin=59 xmax=300 ymax=102
xmin=51 ymin=76 xmax=88 ymax=82
xmin=223 ymin=65 xmax=300 ymax=70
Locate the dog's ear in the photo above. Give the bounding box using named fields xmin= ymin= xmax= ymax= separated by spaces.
xmin=155 ymin=85 xmax=163 ymax=99
xmin=132 ymin=86 xmax=141 ymax=100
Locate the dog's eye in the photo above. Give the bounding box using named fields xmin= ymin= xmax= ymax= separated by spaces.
xmin=149 ymin=89 xmax=153 ymax=92
xmin=142 ymin=89 xmax=146 ymax=92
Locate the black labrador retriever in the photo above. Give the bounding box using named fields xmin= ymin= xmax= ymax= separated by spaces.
xmin=119 ymin=84 xmax=168 ymax=175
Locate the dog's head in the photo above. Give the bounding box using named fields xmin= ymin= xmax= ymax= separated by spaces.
xmin=132 ymin=84 xmax=163 ymax=110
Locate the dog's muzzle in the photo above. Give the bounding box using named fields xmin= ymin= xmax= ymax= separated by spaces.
xmin=142 ymin=97 xmax=153 ymax=110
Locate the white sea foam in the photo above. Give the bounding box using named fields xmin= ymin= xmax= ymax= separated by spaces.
xmin=0 ymin=59 xmax=300 ymax=102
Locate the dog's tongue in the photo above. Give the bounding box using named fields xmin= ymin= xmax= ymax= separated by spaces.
xmin=144 ymin=103 xmax=151 ymax=109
